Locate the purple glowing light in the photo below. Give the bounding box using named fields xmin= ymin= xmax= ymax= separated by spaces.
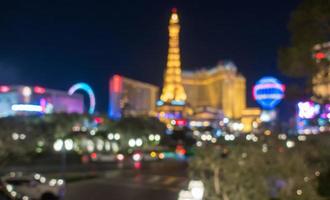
xmin=298 ymin=101 xmax=320 ymax=119
xmin=320 ymin=104 xmax=330 ymax=119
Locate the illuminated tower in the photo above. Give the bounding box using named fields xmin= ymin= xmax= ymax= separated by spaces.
xmin=160 ymin=8 xmax=187 ymax=104
xmin=157 ymin=8 xmax=189 ymax=122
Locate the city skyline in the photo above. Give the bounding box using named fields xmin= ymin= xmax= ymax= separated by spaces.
xmin=0 ymin=0 xmax=302 ymax=112
xmin=0 ymin=1 xmax=329 ymax=200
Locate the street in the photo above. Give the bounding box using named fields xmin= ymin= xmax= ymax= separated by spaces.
xmin=65 ymin=172 xmax=187 ymax=200
xmin=64 ymin=161 xmax=188 ymax=200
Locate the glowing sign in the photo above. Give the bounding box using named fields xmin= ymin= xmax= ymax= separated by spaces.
xmin=171 ymin=100 xmax=185 ymax=106
xmin=40 ymin=98 xmax=47 ymax=113
xmin=22 ymin=86 xmax=32 ymax=97
xmin=34 ymin=86 xmax=46 ymax=94
xmin=315 ymin=52 xmax=326 ymax=60
xmin=94 ymin=117 xmax=104 ymax=124
xmin=109 ymin=75 xmax=123 ymax=119
xmin=156 ymin=100 xmax=164 ymax=106
xmin=68 ymin=83 xmax=96 ymax=115
xmin=0 ymin=86 xmax=10 ymax=93
xmin=260 ymin=110 xmax=277 ymax=122
xmin=298 ymin=101 xmax=320 ymax=119
xmin=175 ymin=119 xmax=187 ymax=126
xmin=12 ymin=104 xmax=43 ymax=112
xmin=253 ymin=77 xmax=285 ymax=110
xmin=110 ymin=75 xmax=122 ymax=93
xmin=320 ymin=104 xmax=330 ymax=119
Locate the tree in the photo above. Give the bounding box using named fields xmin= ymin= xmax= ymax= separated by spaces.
xmin=0 ymin=114 xmax=89 ymax=167
xmin=189 ymin=135 xmax=330 ymax=200
xmin=278 ymin=0 xmax=330 ymax=78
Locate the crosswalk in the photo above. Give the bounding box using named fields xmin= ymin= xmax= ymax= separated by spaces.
xmin=103 ymin=171 xmax=189 ymax=192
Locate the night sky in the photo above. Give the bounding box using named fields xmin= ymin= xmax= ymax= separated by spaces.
xmin=0 ymin=0 xmax=302 ymax=113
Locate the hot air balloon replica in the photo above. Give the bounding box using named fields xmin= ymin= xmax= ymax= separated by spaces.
xmin=253 ymin=76 xmax=286 ymax=122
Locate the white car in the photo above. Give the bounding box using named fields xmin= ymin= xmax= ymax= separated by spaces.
xmin=1 ymin=172 xmax=65 ymax=200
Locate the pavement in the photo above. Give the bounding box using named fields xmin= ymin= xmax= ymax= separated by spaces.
xmin=64 ymin=172 xmax=188 ymax=200
xmin=2 ymin=160 xmax=189 ymax=200
xmin=64 ymin=160 xmax=189 ymax=200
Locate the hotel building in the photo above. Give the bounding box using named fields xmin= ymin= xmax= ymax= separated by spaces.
xmin=109 ymin=75 xmax=159 ymax=119
xmin=182 ymin=62 xmax=246 ymax=119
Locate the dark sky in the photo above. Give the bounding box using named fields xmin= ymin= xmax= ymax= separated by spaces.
xmin=0 ymin=0 xmax=302 ymax=113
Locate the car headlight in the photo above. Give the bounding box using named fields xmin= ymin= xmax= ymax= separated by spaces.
xmin=40 ymin=176 xmax=47 ymax=183
xmin=34 ymin=173 xmax=41 ymax=180
xmin=6 ymin=184 xmax=13 ymax=192
xmin=10 ymin=191 xmax=17 ymax=198
xmin=49 ymin=179 xmax=57 ymax=187
xmin=57 ymin=179 xmax=64 ymax=186
xmin=22 ymin=196 xmax=30 ymax=200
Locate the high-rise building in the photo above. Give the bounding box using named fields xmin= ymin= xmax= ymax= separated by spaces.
xmin=157 ymin=8 xmax=188 ymax=120
xmin=0 ymin=85 xmax=84 ymax=117
xmin=109 ymin=75 xmax=159 ymax=119
xmin=182 ymin=62 xmax=246 ymax=119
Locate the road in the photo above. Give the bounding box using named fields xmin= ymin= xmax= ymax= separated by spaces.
xmin=65 ymin=173 xmax=187 ymax=200
xmin=64 ymin=161 xmax=188 ymax=200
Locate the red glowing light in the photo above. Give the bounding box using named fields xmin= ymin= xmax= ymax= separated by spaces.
xmin=34 ymin=86 xmax=46 ymax=94
xmin=116 ymin=154 xmax=125 ymax=161
xmin=90 ymin=152 xmax=97 ymax=160
xmin=176 ymin=145 xmax=186 ymax=155
xmin=0 ymin=86 xmax=10 ymax=93
xmin=110 ymin=75 xmax=122 ymax=93
xmin=134 ymin=162 xmax=142 ymax=169
xmin=172 ymin=8 xmax=177 ymax=13
xmin=175 ymin=119 xmax=187 ymax=126
xmin=315 ymin=52 xmax=326 ymax=60
xmin=94 ymin=117 xmax=104 ymax=124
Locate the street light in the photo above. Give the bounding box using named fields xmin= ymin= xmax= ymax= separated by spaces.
xmin=136 ymin=138 xmax=143 ymax=147
xmin=114 ymin=133 xmax=121 ymax=140
xmin=53 ymin=138 xmax=72 ymax=180
xmin=108 ymin=133 xmax=114 ymax=140
xmin=53 ymin=139 xmax=63 ymax=152
xmin=148 ymin=134 xmax=155 ymax=141
xmin=64 ymin=139 xmax=74 ymax=151
xmin=128 ymin=139 xmax=136 ymax=147
xmin=154 ymin=134 xmax=161 ymax=142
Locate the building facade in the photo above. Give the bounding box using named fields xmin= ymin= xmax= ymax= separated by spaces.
xmin=0 ymin=85 xmax=84 ymax=117
xmin=182 ymin=62 xmax=246 ymax=119
xmin=109 ymin=75 xmax=159 ymax=119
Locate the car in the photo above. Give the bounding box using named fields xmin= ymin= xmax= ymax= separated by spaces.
xmin=1 ymin=172 xmax=65 ymax=200
xmin=89 ymin=152 xmax=117 ymax=162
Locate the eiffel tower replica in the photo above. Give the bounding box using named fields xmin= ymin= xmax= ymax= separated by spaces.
xmin=157 ymin=8 xmax=190 ymax=121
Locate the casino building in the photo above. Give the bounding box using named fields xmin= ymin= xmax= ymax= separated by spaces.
xmin=181 ymin=62 xmax=260 ymax=132
xmin=182 ymin=61 xmax=246 ymax=119
xmin=155 ymin=9 xmax=260 ymax=132
xmin=109 ymin=75 xmax=159 ymax=119
xmin=0 ymin=85 xmax=84 ymax=117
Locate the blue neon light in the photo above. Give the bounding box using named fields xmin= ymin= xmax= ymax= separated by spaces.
xmin=171 ymin=100 xmax=185 ymax=106
xmin=68 ymin=83 xmax=96 ymax=115
xmin=253 ymin=76 xmax=285 ymax=110
xmin=156 ymin=100 xmax=164 ymax=106
xmin=12 ymin=104 xmax=43 ymax=112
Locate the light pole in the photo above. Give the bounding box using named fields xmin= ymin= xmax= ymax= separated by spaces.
xmin=54 ymin=138 xmax=73 ymax=179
